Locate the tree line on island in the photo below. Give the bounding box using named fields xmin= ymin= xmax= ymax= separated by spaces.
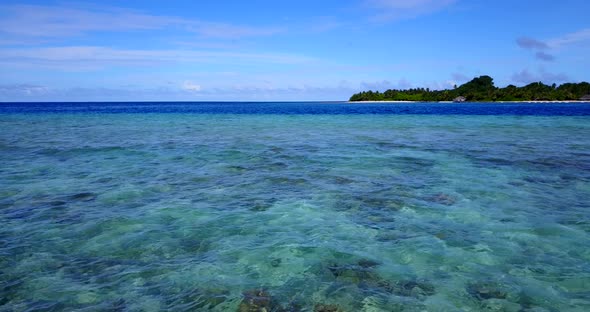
xmin=349 ymin=76 xmax=590 ymax=102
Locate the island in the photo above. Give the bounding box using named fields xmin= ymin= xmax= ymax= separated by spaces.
xmin=349 ymin=76 xmax=590 ymax=102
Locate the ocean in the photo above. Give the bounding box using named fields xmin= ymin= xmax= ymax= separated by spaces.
xmin=1 ymin=102 xmax=590 ymax=311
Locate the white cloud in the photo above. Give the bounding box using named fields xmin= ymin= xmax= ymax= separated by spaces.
xmin=365 ymin=0 xmax=457 ymax=21
xmin=1 ymin=79 xmax=417 ymax=101
xmin=0 ymin=46 xmax=315 ymax=70
xmin=396 ymin=78 xmax=413 ymax=89
xmin=424 ymin=80 xmax=457 ymax=90
xmin=516 ymin=37 xmax=548 ymax=50
xmin=511 ymin=69 xmax=568 ymax=84
xmin=0 ymin=84 xmax=47 ymax=92
xmin=182 ymin=81 xmax=201 ymax=92
xmin=360 ymin=80 xmax=393 ymax=91
xmin=0 ymin=84 xmax=49 ymax=99
xmin=452 ymin=72 xmax=469 ymax=82
xmin=303 ymin=16 xmax=343 ymax=33
xmin=535 ymin=51 xmax=555 ymax=62
xmin=516 ymin=28 xmax=590 ymax=62
xmin=0 ymin=4 xmax=283 ymax=41
xmin=547 ymin=28 xmax=590 ymax=49
xmin=518 ymin=28 xmax=590 ymax=52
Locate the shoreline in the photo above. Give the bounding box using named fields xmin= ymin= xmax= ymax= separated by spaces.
xmin=348 ymin=100 xmax=590 ymax=103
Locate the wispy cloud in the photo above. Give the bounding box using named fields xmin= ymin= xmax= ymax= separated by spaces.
xmin=0 ymin=83 xmax=49 ymax=96
xmin=364 ymin=0 xmax=457 ymax=22
xmin=360 ymin=80 xmax=394 ymax=91
xmin=516 ymin=37 xmax=548 ymax=50
xmin=0 ymin=4 xmax=283 ymax=41
xmin=535 ymin=51 xmax=554 ymax=62
xmin=452 ymin=72 xmax=469 ymax=82
xmin=547 ymin=28 xmax=590 ymax=48
xmin=516 ymin=37 xmax=554 ymax=61
xmin=304 ymin=16 xmax=343 ymax=33
xmin=516 ymin=28 xmax=590 ymax=62
xmin=182 ymin=81 xmax=202 ymax=92
xmin=517 ymin=29 xmax=590 ymax=51
xmin=187 ymin=22 xmax=283 ymax=39
xmin=511 ymin=69 xmax=568 ymax=84
xmin=0 ymin=82 xmax=360 ymax=101
xmin=0 ymin=46 xmax=315 ymax=70
xmin=2 ymin=78 xmax=429 ymax=101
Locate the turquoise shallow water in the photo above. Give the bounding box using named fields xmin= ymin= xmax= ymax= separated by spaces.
xmin=1 ymin=105 xmax=590 ymax=311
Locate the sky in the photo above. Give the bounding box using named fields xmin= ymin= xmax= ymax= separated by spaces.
xmin=0 ymin=0 xmax=589 ymax=101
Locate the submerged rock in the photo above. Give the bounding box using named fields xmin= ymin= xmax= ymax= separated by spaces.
xmin=0 ymin=277 xmax=24 ymax=305
xmin=517 ymin=293 xmax=540 ymax=311
xmin=326 ymin=262 xmax=435 ymax=300
xmin=269 ymin=177 xmax=309 ymax=186
xmin=238 ymin=289 xmax=272 ymax=312
xmin=328 ymin=264 xmax=379 ymax=285
xmin=48 ymin=200 xmax=68 ymax=207
xmin=357 ymin=259 xmax=380 ymax=269
xmin=110 ymin=298 xmax=127 ymax=312
xmin=166 ymin=288 xmax=228 ymax=310
xmin=179 ymin=238 xmax=210 ymax=254
xmin=22 ymin=300 xmax=66 ymax=311
xmin=467 ymin=282 xmax=509 ymax=301
xmin=359 ymin=277 xmax=436 ymax=299
xmin=227 ymin=165 xmax=249 ymax=172
xmin=268 ymin=146 xmax=285 ymax=154
xmin=68 ymin=192 xmax=97 ymax=202
xmin=248 ymin=198 xmax=277 ymax=212
xmin=332 ymin=199 xmax=360 ymax=212
xmin=332 ymin=176 xmax=355 ymax=185
xmin=250 ymin=203 xmax=271 ymax=212
xmin=391 ymin=280 xmax=436 ymax=298
xmin=427 ymin=193 xmax=456 ymax=206
xmin=266 ymin=162 xmax=288 ymax=171
xmin=433 ymin=228 xmax=479 ymax=248
xmin=314 ymin=303 xmax=344 ymax=312
xmin=375 ymin=141 xmax=406 ymax=150
xmin=355 ymin=196 xmax=404 ymax=211
xmin=200 ymin=291 xmax=228 ymax=309
xmin=479 ymin=298 xmax=522 ymax=312
xmin=270 ymin=258 xmax=282 ymax=267
xmin=523 ymin=175 xmax=561 ymax=185
xmin=275 ymin=301 xmax=303 ymax=312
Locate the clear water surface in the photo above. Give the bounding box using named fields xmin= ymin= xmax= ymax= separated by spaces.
xmin=1 ymin=102 xmax=590 ymax=311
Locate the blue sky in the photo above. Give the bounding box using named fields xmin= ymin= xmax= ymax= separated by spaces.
xmin=0 ymin=0 xmax=589 ymax=101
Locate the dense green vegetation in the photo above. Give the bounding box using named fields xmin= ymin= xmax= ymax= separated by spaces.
xmin=349 ymin=76 xmax=590 ymax=102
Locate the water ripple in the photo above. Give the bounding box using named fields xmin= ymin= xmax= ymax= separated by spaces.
xmin=1 ymin=112 xmax=589 ymax=310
